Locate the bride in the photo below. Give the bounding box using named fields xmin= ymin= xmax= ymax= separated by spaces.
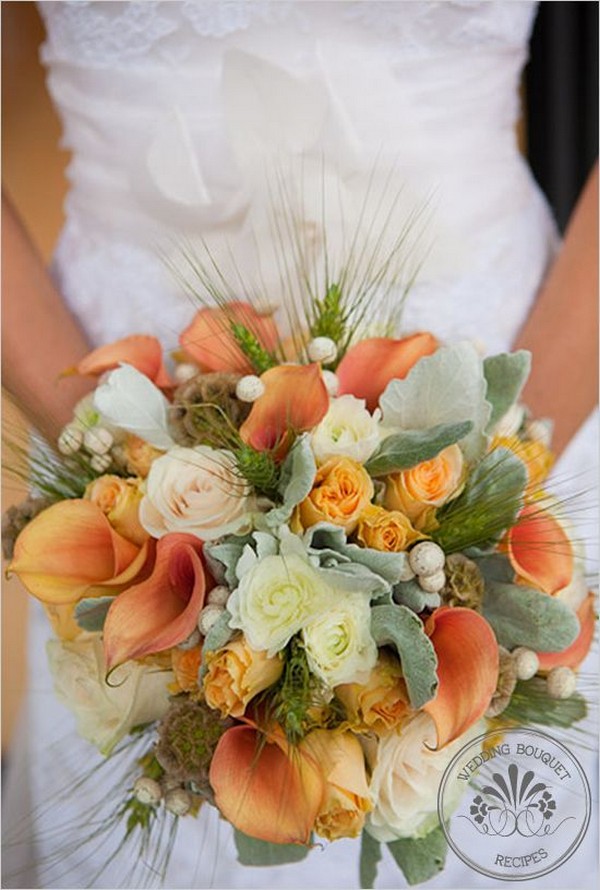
xmin=2 ymin=2 xmax=597 ymax=888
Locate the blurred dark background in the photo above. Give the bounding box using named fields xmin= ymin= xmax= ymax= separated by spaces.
xmin=527 ymin=1 xmax=599 ymax=232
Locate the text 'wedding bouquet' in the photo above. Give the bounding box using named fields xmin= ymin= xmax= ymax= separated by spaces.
xmin=4 ymin=241 xmax=595 ymax=887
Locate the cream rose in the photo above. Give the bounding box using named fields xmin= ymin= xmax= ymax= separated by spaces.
xmin=227 ymin=553 xmax=334 ymax=655
xmin=140 ymin=446 xmax=253 ymax=540
xmin=302 ymin=591 xmax=377 ymax=687
xmin=203 ymin=636 xmax=283 ymax=717
xmin=311 ymin=395 xmax=381 ymax=465
xmin=367 ymin=713 xmax=484 ymax=841
xmin=47 ymin=637 xmax=173 ymax=756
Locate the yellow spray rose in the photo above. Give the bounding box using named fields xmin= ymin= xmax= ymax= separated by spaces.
xmin=384 ymin=444 xmax=464 ymax=531
xmin=85 ymin=475 xmax=147 ymax=546
xmin=491 ymin=435 xmax=554 ymax=497
xmin=301 ymin=728 xmax=372 ymax=841
xmin=298 ymin=457 xmax=374 ymax=533
xmin=203 ymin=636 xmax=283 ymax=718
xmin=336 ymin=650 xmax=411 ymax=734
xmin=356 ymin=504 xmax=424 ymax=552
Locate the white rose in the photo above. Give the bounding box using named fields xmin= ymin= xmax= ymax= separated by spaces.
xmin=47 ymin=637 xmax=173 ymax=756
xmin=140 ymin=446 xmax=253 ymax=540
xmin=366 ymin=713 xmax=484 ymax=841
xmin=303 ymin=592 xmax=377 ymax=687
xmin=227 ymin=553 xmax=334 ymax=655
xmin=311 ymin=395 xmax=381 ymax=465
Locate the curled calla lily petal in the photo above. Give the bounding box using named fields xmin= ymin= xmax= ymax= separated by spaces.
xmin=103 ymin=534 xmax=207 ymax=671
xmin=209 ymin=723 xmax=325 ymax=845
xmin=74 ymin=335 xmax=172 ymax=387
xmin=336 ymin=333 xmax=438 ymax=411
xmin=180 ymin=302 xmax=279 ymax=374
xmin=537 ymin=592 xmax=596 ymax=672
xmin=240 ymin=363 xmax=329 ymax=456
xmin=507 ymin=505 xmax=574 ymax=595
xmin=8 ymin=500 xmax=149 ymax=605
xmin=424 ymin=606 xmax=499 ymax=748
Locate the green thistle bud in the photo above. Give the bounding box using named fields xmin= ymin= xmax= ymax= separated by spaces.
xmin=155 ymin=700 xmax=232 ymax=801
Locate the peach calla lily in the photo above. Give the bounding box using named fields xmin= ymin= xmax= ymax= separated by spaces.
xmin=424 ymin=606 xmax=499 ymax=748
xmin=537 ymin=592 xmax=596 ymax=672
xmin=103 ymin=533 xmax=208 ymax=672
xmin=209 ymin=723 xmax=325 ymax=845
xmin=74 ymin=335 xmax=172 ymax=387
xmin=240 ymin=363 xmax=329 ymax=456
xmin=507 ymin=505 xmax=574 ymax=596
xmin=336 ymin=333 xmax=439 ymax=411
xmin=8 ymin=499 xmax=150 ymax=605
xmin=180 ymin=302 xmax=279 ymax=374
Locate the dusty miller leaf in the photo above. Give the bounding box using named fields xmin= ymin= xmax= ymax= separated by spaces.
xmin=234 ymin=829 xmax=310 ymax=866
xmin=360 ymin=831 xmax=382 ymax=889
xmin=379 ymin=343 xmax=491 ymax=462
xmin=370 ymin=604 xmax=438 ymax=708
xmin=265 ymin=435 xmax=316 ymax=527
xmin=365 ymin=421 xmax=472 ymax=476
xmin=480 ymin=573 xmax=580 ymax=652
xmin=387 ymin=825 xmax=447 ymax=886
xmin=483 ymin=350 xmax=531 ymax=432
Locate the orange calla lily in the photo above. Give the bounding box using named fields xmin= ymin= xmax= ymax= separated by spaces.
xmin=240 ymin=363 xmax=329 ymax=456
xmin=8 ymin=499 xmax=150 ymax=605
xmin=537 ymin=592 xmax=596 ymax=672
xmin=180 ymin=302 xmax=279 ymax=374
xmin=424 ymin=606 xmax=499 ymax=748
xmin=336 ymin=333 xmax=439 ymax=411
xmin=74 ymin=335 xmax=172 ymax=387
xmin=209 ymin=723 xmax=325 ymax=845
xmin=103 ymin=534 xmax=208 ymax=671
xmin=507 ymin=505 xmax=573 ymax=595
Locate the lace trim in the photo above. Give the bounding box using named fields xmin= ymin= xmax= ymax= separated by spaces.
xmin=38 ymin=1 xmax=537 ymax=68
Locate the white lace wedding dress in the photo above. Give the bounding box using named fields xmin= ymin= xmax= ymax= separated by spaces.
xmin=3 ymin=2 xmax=597 ymax=889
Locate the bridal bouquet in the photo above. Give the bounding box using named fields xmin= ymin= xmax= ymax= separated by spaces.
xmin=4 ymin=273 xmax=594 ymax=885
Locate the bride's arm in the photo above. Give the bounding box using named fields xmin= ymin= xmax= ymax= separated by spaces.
xmin=2 ymin=194 xmax=94 ymax=442
xmin=513 ymin=162 xmax=598 ymax=457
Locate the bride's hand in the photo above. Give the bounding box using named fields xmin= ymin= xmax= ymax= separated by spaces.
xmin=514 ymin=162 xmax=598 ymax=457
xmin=2 ymin=194 xmax=94 ymax=442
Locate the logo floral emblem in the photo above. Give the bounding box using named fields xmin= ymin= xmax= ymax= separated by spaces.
xmin=464 ymin=763 xmax=571 ymax=837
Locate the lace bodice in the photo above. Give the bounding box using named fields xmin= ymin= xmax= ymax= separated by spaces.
xmin=41 ymin=1 xmax=535 ymax=66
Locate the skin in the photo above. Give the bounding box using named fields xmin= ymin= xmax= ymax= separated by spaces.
xmin=2 ymin=194 xmax=94 ymax=441
xmin=2 ymin=163 xmax=598 ymax=453
xmin=513 ymin=163 xmax=598 ymax=457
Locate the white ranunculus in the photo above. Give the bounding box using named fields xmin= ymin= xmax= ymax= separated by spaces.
xmin=47 ymin=637 xmax=173 ymax=756
xmin=93 ymin=364 xmax=175 ymax=450
xmin=139 ymin=446 xmax=253 ymax=540
xmin=367 ymin=714 xmax=484 ymax=841
xmin=227 ymin=553 xmax=334 ymax=655
xmin=303 ymin=592 xmax=377 ymax=687
xmin=310 ymin=395 xmax=381 ymax=465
